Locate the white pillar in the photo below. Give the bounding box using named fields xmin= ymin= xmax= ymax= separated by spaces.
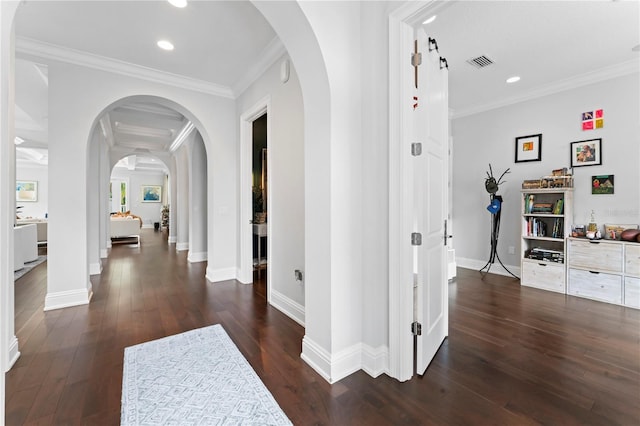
xmin=1 ymin=2 xmax=21 ymax=382
xmin=168 ymin=156 xmax=177 ymax=244
xmin=175 ymin=146 xmax=189 ymax=252
xmin=88 ymin=129 xmax=101 ymax=275
xmin=99 ymin=141 xmax=110 ymax=258
xmin=187 ymin=133 xmax=207 ymax=263
xmin=45 ymin=62 xmax=92 ymax=311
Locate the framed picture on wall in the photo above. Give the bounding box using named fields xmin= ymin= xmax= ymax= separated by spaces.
xmin=141 ymin=185 xmax=162 ymax=202
xmin=16 ymin=180 xmax=38 ymax=202
xmin=570 ymin=138 xmax=602 ymax=167
xmin=515 ymin=134 xmax=542 ymax=163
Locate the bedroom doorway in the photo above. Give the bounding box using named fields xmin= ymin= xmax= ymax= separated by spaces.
xmin=252 ymin=113 xmax=268 ymax=300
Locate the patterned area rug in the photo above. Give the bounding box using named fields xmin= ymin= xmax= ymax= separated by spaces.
xmin=14 ymin=255 xmax=46 ymax=281
xmin=121 ymin=324 xmax=292 ymax=425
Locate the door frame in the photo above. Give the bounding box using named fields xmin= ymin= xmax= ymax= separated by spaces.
xmin=239 ymin=97 xmax=271 ymax=299
xmin=388 ymin=0 xmax=451 ymax=382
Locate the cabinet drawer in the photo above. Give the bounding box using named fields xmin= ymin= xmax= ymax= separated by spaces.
xmin=624 ymin=277 xmax=640 ymax=309
xmin=521 ymin=260 xmax=565 ymax=293
xmin=568 ymin=239 xmax=622 ymax=273
xmin=568 ymin=268 xmax=622 ymax=304
xmin=625 ymin=244 xmax=640 ymax=277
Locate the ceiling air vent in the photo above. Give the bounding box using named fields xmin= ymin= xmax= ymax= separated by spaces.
xmin=466 ymin=55 xmax=494 ymax=69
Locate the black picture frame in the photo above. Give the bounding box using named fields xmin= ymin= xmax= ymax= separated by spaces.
xmin=570 ymin=138 xmax=602 ymax=167
xmin=515 ymin=134 xmax=542 ymax=163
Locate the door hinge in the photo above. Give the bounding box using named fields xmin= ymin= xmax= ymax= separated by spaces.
xmin=411 ymin=142 xmax=422 ymax=156
xmin=411 ymin=51 xmax=422 ymax=67
xmin=411 ymin=232 xmax=422 ymax=246
xmin=411 ymin=321 xmax=422 ymax=336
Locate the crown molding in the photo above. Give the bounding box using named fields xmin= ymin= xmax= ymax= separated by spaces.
xmin=232 ymin=37 xmax=287 ymax=97
xmin=15 ymin=37 xmax=235 ymax=99
xmin=452 ymin=59 xmax=640 ymax=119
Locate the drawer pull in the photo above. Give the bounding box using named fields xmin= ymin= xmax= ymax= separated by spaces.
xmin=538 ymin=263 xmax=547 ymax=267
xmin=588 ymin=240 xmax=601 ymax=244
xmin=589 ymin=271 xmax=600 ymax=274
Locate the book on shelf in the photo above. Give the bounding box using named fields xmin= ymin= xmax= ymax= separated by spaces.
xmin=531 ymin=202 xmax=554 ymax=213
xmin=527 ymin=218 xmax=548 ymax=237
xmin=527 ymin=247 xmax=565 ymax=263
xmin=552 ymin=199 xmax=564 ymax=215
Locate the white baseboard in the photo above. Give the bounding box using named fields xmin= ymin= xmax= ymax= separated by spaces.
xmin=107 ymin=240 xmax=112 ymax=249
xmin=331 ymin=343 xmax=365 ymax=383
xmin=301 ymin=336 xmax=332 ymax=383
xmin=236 ymin=267 xmax=252 ymax=284
xmin=301 ymin=336 xmax=389 ymax=384
xmin=6 ymin=335 xmax=20 ymax=372
xmin=89 ymin=261 xmax=102 ymax=275
xmin=361 ymin=344 xmax=389 ymax=378
xmin=100 ymin=248 xmax=108 ymax=258
xmin=44 ymin=286 xmax=93 ymax=311
xmin=206 ymin=267 xmax=236 ymax=283
xmin=270 ymin=290 xmax=305 ymax=326
xmin=142 ymin=224 xmax=153 ymax=229
xmin=448 ymin=248 xmax=457 ymax=280
xmin=187 ymin=251 xmax=207 ymax=263
xmin=456 ymin=256 xmax=521 ymax=279
xmin=168 ymin=235 xmax=177 ymax=244
xmin=176 ymin=242 xmax=189 ymax=252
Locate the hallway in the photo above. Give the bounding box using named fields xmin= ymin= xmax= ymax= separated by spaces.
xmin=6 ymin=229 xmax=640 ymax=425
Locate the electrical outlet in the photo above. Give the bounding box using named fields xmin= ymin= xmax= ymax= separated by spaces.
xmin=508 ymin=246 xmax=515 ymax=255
xmin=294 ymin=269 xmax=304 ymax=283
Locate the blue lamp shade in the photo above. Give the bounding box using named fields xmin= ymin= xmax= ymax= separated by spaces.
xmin=487 ymin=198 xmax=502 ymax=214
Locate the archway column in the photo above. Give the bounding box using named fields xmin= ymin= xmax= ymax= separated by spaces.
xmin=168 ymin=156 xmax=178 ymax=244
xmin=88 ymin=129 xmax=102 ymax=275
xmin=254 ymin=1 xmax=365 ymax=383
xmin=45 ymin=62 xmax=93 ymax=311
xmin=175 ymin=145 xmax=189 ymax=252
xmin=1 ymin=1 xmax=20 ymax=382
xmin=187 ymin=133 xmax=207 ymax=262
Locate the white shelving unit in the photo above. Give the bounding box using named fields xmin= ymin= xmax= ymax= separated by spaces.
xmin=520 ymin=188 xmax=573 ymax=293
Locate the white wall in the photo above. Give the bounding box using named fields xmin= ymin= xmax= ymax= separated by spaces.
xmin=236 ymin=54 xmax=305 ymax=316
xmin=452 ymin=73 xmax=640 ymax=273
xmin=15 ymin=163 xmax=47 ymax=219
xmin=111 ymin=168 xmax=166 ymax=228
xmin=38 ymin=57 xmax=236 ymax=310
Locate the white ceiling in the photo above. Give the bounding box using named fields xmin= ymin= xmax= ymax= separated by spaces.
xmin=425 ymin=1 xmax=640 ymax=117
xmin=11 ymin=0 xmax=640 ymax=170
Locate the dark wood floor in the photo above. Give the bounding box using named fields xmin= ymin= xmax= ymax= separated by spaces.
xmin=7 ymin=229 xmax=640 ymax=425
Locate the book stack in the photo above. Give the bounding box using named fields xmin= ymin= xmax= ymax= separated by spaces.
xmin=527 ymin=247 xmax=565 ymax=263
xmin=527 ymin=218 xmax=547 ymax=237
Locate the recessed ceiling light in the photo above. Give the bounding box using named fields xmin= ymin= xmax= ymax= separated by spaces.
xmin=506 ymin=76 xmax=521 ymax=84
xmin=157 ymin=40 xmax=174 ymax=51
xmin=168 ymin=0 xmax=187 ymax=8
xmin=423 ymin=15 xmax=437 ymax=25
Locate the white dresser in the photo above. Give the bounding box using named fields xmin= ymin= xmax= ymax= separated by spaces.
xmin=567 ymin=238 xmax=640 ymax=309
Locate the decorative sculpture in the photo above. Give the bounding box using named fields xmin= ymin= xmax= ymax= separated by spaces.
xmin=479 ymin=164 xmax=519 ymax=279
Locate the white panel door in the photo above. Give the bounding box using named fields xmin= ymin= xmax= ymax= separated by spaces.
xmin=413 ymin=28 xmax=449 ymax=375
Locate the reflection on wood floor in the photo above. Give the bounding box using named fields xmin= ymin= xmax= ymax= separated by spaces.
xmin=7 ymin=228 xmax=640 ymax=425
